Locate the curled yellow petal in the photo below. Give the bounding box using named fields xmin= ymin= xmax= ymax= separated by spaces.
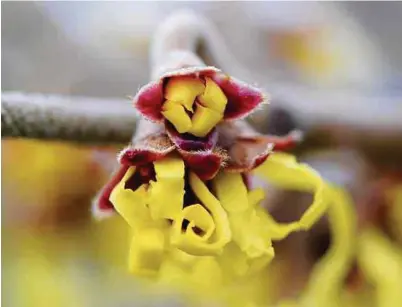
xmin=162 ymin=100 xmax=192 ymax=133
xmin=247 ymin=188 xmax=295 ymax=244
xmin=148 ymin=156 xmax=185 ymax=220
xmin=252 ymin=152 xmax=329 ymax=233
xmin=165 ymin=77 xmax=205 ymax=112
xmin=171 ymin=204 xmax=219 ymax=254
xmin=109 ymin=166 xmax=151 ymax=229
xmin=214 ymin=172 xmax=274 ymax=259
xmin=213 ymin=172 xmax=249 ymax=213
xmin=175 ymin=204 xmax=216 ymax=242
xmin=301 ymin=186 xmax=357 ymax=307
xmin=255 ymin=207 xmax=300 ymax=241
xmin=129 ymin=227 xmax=166 ymax=277
xmin=357 ymin=228 xmax=402 ymax=307
xmin=198 ymin=77 xmax=228 ymax=113
xmin=188 ymin=103 xmax=223 ymax=137
xmin=189 ymin=172 xmax=232 ymax=245
xmin=171 ymin=172 xmax=231 ymax=255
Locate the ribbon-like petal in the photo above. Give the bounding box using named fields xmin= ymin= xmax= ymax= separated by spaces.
xmin=214 ymin=172 xmax=274 ymax=260
xmin=109 ymin=166 xmax=150 ymax=229
xmin=147 ymin=156 xmax=185 ymax=220
xmin=301 ymin=186 xmax=357 ymax=307
xmin=252 ymin=152 xmax=330 ymax=233
xmin=171 ymin=172 xmax=231 ymax=255
xmin=129 ymin=227 xmax=167 ymax=277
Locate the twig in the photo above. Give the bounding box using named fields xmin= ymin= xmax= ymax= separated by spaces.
xmin=1 ymin=92 xmax=137 ymax=144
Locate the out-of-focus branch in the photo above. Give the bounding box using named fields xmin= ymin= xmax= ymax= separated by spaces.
xmin=1 ymin=92 xmax=138 ymax=144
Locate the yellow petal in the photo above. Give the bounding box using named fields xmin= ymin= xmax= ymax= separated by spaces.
xmin=357 ymin=228 xmax=402 ymax=307
xmin=247 ymin=188 xmax=265 ymax=207
xmin=128 ymin=227 xmax=166 ymax=277
xmin=301 ymin=186 xmax=357 ymax=307
xmin=188 ymin=103 xmax=223 ymax=137
xmin=247 ymin=253 xmax=274 ymax=276
xmin=213 ymin=172 xmax=250 ymax=213
xmin=171 ymin=204 xmax=215 ymax=253
xmin=218 ymin=243 xmax=250 ymax=277
xmin=171 ymin=172 xmax=231 ymax=255
xmin=247 ymin=188 xmax=294 ymax=244
xmin=189 ymin=172 xmax=231 ymax=242
xmin=148 ymin=156 xmax=185 ymax=220
xmin=109 ymin=166 xmax=152 ymax=229
xmin=229 ymin=209 xmax=275 ymax=259
xmin=218 ymin=241 xmax=273 ymax=283
xmin=252 ymin=152 xmax=329 ymax=231
xmin=167 ymin=248 xmax=200 ymax=273
xmin=162 ymin=100 xmax=192 ymax=133
xmin=165 ymin=77 xmax=205 ymax=112
xmin=174 ymin=204 xmax=216 ymax=243
xmin=198 ymin=77 xmax=228 ymax=113
xmin=214 ymin=171 xmax=274 ymax=259
xmin=255 ymin=206 xmax=300 ymax=241
xmin=191 ymin=257 xmax=223 ymax=290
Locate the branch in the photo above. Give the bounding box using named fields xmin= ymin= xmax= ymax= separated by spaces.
xmin=1 ymin=92 xmax=138 ymax=144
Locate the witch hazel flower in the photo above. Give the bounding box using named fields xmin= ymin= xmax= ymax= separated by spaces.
xmin=92 ymin=66 xmax=329 ymax=281
xmin=91 ymin=20 xmax=330 ymax=301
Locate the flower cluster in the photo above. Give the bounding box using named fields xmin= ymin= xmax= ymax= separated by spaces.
xmin=93 ymin=65 xmax=330 ymax=302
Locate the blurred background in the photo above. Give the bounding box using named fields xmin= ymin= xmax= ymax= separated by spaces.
xmin=2 ymin=2 xmax=402 ymax=306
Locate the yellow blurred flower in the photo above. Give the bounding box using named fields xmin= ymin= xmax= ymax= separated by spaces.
xmin=300 ymin=186 xmax=357 ymax=307
xmin=357 ymin=228 xmax=402 ymax=307
xmin=385 ymin=184 xmax=402 ymax=244
xmin=2 ymin=139 xmax=104 ymax=228
xmin=273 ymin=182 xmax=402 ymax=307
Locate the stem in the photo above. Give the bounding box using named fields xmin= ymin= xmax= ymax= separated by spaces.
xmin=1 ymin=92 xmax=137 ymax=144
xmin=150 ymin=10 xmax=206 ymax=79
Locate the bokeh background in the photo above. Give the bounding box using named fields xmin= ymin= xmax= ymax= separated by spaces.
xmin=2 ymin=2 xmax=402 ymax=306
